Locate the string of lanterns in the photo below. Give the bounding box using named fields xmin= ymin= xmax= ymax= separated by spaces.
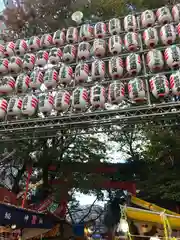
xmin=0 ymin=5 xmax=180 ymax=119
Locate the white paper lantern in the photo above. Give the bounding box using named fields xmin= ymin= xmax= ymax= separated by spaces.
xmin=79 ymin=24 xmax=93 ymax=41
xmin=15 ymin=73 xmax=30 ymax=93
xmin=53 ymin=30 xmax=66 ymax=46
xmin=141 ymin=10 xmax=156 ymax=27
xmin=124 ymin=14 xmax=137 ymax=32
xmin=8 ymin=56 xmax=23 ymax=73
xmin=38 ymin=93 xmax=54 ymax=113
xmin=90 ymin=85 xmax=106 ymax=108
xmin=54 ymin=90 xmax=71 ymax=112
xmin=149 ymin=74 xmax=169 ymax=98
xmin=28 ymin=36 xmax=41 ymax=51
xmin=0 ymin=58 xmax=9 ymax=74
xmin=72 ymin=87 xmax=89 ymax=110
xmin=43 ymin=69 xmax=58 ymax=89
xmin=128 ymin=78 xmax=146 ymax=101
xmin=0 ymin=76 xmax=15 ymax=94
xmin=0 ymin=98 xmax=8 ymax=118
xmin=49 ymin=48 xmax=62 ymax=65
xmin=94 ymin=22 xmax=106 ymax=38
xmin=109 ymin=56 xmax=124 ymax=78
xmin=29 ymin=70 xmax=44 ymax=89
xmin=40 ymin=34 xmax=53 ymax=48
xmin=23 ymin=53 xmax=36 ymax=70
xmin=108 ymin=18 xmax=121 ymax=35
xmin=108 ymin=81 xmax=125 ymax=103
xmin=59 ymin=65 xmax=73 ymax=84
xmin=66 ymin=27 xmax=78 ymax=43
xmin=156 ymin=6 xmax=172 ymax=24
xmin=75 ymin=62 xmax=89 ymax=83
xmin=7 ymin=97 xmax=22 ymax=116
xmin=35 ymin=50 xmax=49 ymax=67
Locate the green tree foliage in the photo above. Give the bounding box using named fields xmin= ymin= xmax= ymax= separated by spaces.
xmin=0 ymin=131 xmax=107 ymax=202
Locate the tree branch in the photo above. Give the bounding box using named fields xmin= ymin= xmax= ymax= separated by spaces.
xmin=79 ymin=197 xmax=98 ymax=223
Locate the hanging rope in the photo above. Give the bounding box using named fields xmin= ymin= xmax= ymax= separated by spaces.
xmin=21 ymin=167 xmax=32 ymax=208
xmin=120 ymin=205 xmax=132 ymax=240
xmin=160 ymin=212 xmax=172 ymax=240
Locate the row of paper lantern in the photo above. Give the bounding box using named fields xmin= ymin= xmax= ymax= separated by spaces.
xmin=0 ymin=45 xmax=180 ymax=93
xmin=1 ymin=22 xmax=180 ymax=61
xmin=1 ymin=5 xmax=180 ymax=57
xmin=0 ymin=71 xmax=180 ymax=118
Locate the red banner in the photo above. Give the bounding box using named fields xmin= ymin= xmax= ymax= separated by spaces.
xmin=0 ymin=188 xmax=18 ymax=205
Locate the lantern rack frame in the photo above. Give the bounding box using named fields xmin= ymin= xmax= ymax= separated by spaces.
xmin=0 ymin=101 xmax=180 ymax=141
xmin=0 ymin=5 xmax=180 ymax=139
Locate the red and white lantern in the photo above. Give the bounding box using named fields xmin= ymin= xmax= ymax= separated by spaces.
xmin=0 ymin=76 xmax=15 ymax=94
xmin=49 ymin=48 xmax=62 ymax=64
xmin=90 ymin=85 xmax=106 ymax=108
xmin=93 ymin=38 xmax=106 ymax=57
xmin=124 ymin=14 xmax=137 ymax=32
xmin=143 ymin=27 xmax=159 ymax=48
xmin=108 ymin=18 xmax=121 ymax=35
xmin=79 ymin=24 xmax=93 ymax=41
xmin=124 ymin=32 xmax=139 ymax=51
xmin=54 ymin=90 xmax=71 ymax=112
xmin=77 ymin=41 xmax=91 ymax=60
xmin=14 ymin=39 xmax=28 ymax=56
xmin=21 ymin=94 xmax=38 ymax=116
xmin=53 ymin=30 xmax=65 ymax=46
xmin=7 ymin=97 xmax=22 ymax=116
xmin=28 ymin=36 xmax=41 ymax=51
xmin=149 ymin=74 xmax=169 ymax=98
xmin=108 ymin=35 xmax=122 ymax=55
xmin=0 ymin=58 xmax=9 ymax=74
xmin=35 ymin=50 xmax=49 ymax=67
xmin=128 ymin=78 xmax=146 ymax=101
xmin=23 ymin=53 xmax=36 ymax=70
xmin=72 ymin=87 xmax=89 ymax=110
xmin=66 ymin=27 xmax=78 ymax=43
xmin=40 ymin=34 xmax=53 ymax=48
xmin=8 ymin=56 xmax=23 ymax=73
xmin=94 ymin=22 xmax=106 ymax=38
xmin=5 ymin=42 xmax=15 ymax=57
xmin=141 ymin=10 xmax=156 ymax=28
xmin=109 ymin=56 xmax=123 ymax=79
xmin=62 ymin=44 xmax=76 ymax=63
xmin=91 ymin=59 xmax=105 ymax=80
xmin=43 ymin=69 xmax=58 ymax=89
xmin=156 ymin=6 xmax=172 ymax=24
xmin=15 ymin=73 xmax=30 ymax=93
xmin=29 ymin=70 xmax=44 ymax=89
xmin=59 ymin=65 xmax=73 ymax=84
xmin=126 ymin=53 xmax=141 ymax=75
xmin=172 ymin=4 xmax=180 ymax=22
xmin=170 ymin=70 xmax=180 ymax=95
xmin=108 ymin=81 xmax=125 ymax=104
xmin=146 ymin=49 xmax=164 ymax=72
xmin=75 ymin=62 xmax=89 ymax=83
xmin=0 ymin=44 xmax=5 ymax=58
xmin=164 ymin=45 xmax=180 ymax=69
xmin=0 ymin=98 xmax=8 ymax=118
xmin=160 ymin=24 xmax=176 ymax=45
xmin=38 ymin=93 xmax=54 ymax=113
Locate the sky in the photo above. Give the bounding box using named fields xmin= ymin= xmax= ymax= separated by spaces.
xmin=0 ymin=0 xmax=4 ymax=11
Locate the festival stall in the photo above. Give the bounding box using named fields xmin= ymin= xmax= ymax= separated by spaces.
xmin=0 ymin=201 xmax=59 ymax=239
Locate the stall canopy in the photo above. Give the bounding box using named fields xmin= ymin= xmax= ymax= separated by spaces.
xmin=125 ymin=206 xmax=180 ymax=229
xmin=0 ymin=202 xmax=58 ymax=229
